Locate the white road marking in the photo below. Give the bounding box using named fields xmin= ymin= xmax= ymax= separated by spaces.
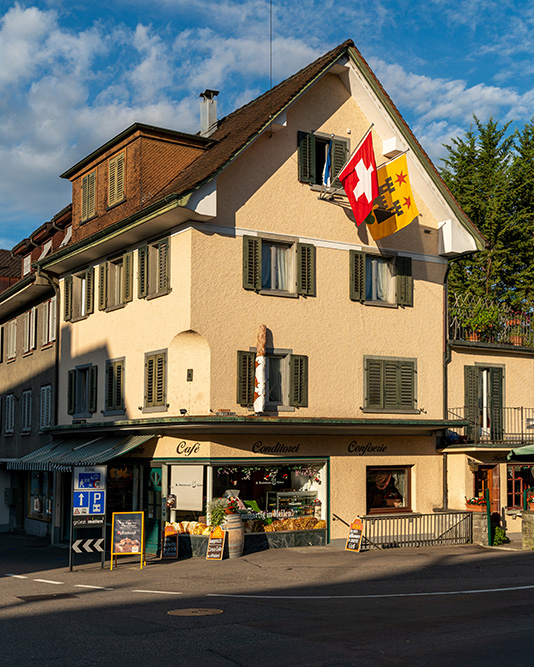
xmin=132 ymin=589 xmax=183 ymax=595
xmin=74 ymin=585 xmax=113 ymax=590
xmin=33 ymin=579 xmax=64 ymax=585
xmin=5 ymin=574 xmax=27 ymax=578
xmin=207 ymin=584 xmax=534 ymax=600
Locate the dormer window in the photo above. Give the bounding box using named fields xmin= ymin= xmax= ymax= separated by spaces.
xmin=81 ymin=171 xmax=96 ymax=222
xmin=108 ymin=152 xmax=125 ymax=207
xmin=23 ymin=254 xmax=31 ymax=276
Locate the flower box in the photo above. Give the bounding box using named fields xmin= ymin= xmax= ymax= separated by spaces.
xmin=465 ymin=503 xmax=486 ymax=512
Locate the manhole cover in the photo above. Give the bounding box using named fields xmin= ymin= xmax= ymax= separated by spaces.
xmin=167 ymin=608 xmax=224 ymax=617
xmin=18 ymin=594 xmax=78 ymax=602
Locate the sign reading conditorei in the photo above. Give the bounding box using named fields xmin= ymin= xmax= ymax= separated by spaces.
xmin=345 ymin=518 xmax=364 ymax=553
xmin=111 ymin=512 xmax=145 ymax=569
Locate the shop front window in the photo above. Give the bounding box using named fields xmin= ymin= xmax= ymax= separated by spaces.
xmin=28 ymin=471 xmax=53 ymax=521
xmin=107 ymin=465 xmax=136 ymax=518
xmin=507 ymin=465 xmax=534 ymax=509
xmin=366 ymin=467 xmax=411 ymax=514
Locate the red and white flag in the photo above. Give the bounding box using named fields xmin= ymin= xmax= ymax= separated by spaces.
xmin=338 ymin=129 xmax=378 ymax=225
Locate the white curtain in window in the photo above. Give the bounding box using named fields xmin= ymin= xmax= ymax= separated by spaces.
xmin=274 ymin=246 xmax=287 ymax=290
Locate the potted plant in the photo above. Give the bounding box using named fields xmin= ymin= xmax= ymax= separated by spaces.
xmin=465 ymin=496 xmax=487 ymax=512
xmin=206 ymin=498 xmax=232 ymax=527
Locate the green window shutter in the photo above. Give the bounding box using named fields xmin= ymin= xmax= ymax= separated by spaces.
xmin=331 ymin=139 xmax=348 ymax=188
xmin=297 ymin=131 xmax=315 ymax=183
xmin=109 ymin=157 xmax=117 ymax=206
xmin=145 ymin=355 xmax=155 ymax=407
xmin=123 ymin=252 xmax=133 ymax=303
xmin=105 ymin=362 xmax=114 ymax=411
xmin=383 ymin=360 xmax=399 ymax=409
xmin=85 ymin=268 xmax=94 ymax=315
xmin=81 ymin=175 xmax=88 ymax=221
xmin=98 ymin=263 xmax=107 ymax=310
xmin=154 ymin=353 xmax=166 ymax=406
xmin=464 ymin=365 xmax=479 ymax=441
xmin=88 ymin=365 xmax=98 ymax=414
xmin=88 ymin=172 xmax=96 ymax=219
xmin=489 ymin=367 xmax=504 ymax=441
xmin=138 ymin=245 xmax=148 ymax=298
xmin=366 ymin=358 xmax=384 ymax=409
xmin=297 ymin=243 xmax=316 ymax=297
xmin=398 ymin=361 xmax=416 ymax=409
xmin=115 ymin=360 xmax=124 ymax=410
xmin=289 ymin=355 xmax=308 ymax=407
xmin=242 ymin=236 xmax=261 ymax=290
xmin=64 ymin=276 xmax=73 ymax=322
xmin=349 ymin=250 xmax=365 ymax=301
xmin=116 ymin=153 xmax=125 ymax=202
xmin=67 ymin=370 xmax=76 ymax=415
xmin=396 ymin=256 xmax=413 ymax=307
xmin=157 ymin=238 xmax=169 ymax=294
xmin=236 ymin=351 xmax=255 ymax=406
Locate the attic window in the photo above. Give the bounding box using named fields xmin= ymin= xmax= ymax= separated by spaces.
xmin=38 ymin=240 xmax=52 ymax=261
xmin=23 ymin=255 xmax=31 ymax=276
xmin=59 ymin=226 xmax=72 ymax=248
xmin=297 ymin=132 xmax=348 ymax=189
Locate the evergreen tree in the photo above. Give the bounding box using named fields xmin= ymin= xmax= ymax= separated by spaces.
xmin=441 ymin=117 xmax=519 ymax=306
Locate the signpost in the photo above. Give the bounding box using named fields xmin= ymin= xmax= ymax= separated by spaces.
xmin=111 ymin=511 xmax=145 ymax=569
xmin=70 ymin=466 xmax=107 ymax=571
xmin=345 ymin=517 xmax=364 ymax=553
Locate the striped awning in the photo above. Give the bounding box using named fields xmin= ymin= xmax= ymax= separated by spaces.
xmin=6 ymin=434 xmax=154 ymax=472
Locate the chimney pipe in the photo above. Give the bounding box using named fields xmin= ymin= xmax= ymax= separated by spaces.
xmin=199 ymin=89 xmax=219 ymax=137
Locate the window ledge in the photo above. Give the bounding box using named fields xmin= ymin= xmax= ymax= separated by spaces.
xmin=362 ymin=409 xmax=420 ymax=415
xmin=41 ymin=343 xmax=55 ymax=350
xmin=71 ymin=314 xmax=90 ymax=323
xmin=142 ymin=405 xmax=168 ymax=414
xmin=146 ymin=288 xmax=172 ymax=301
xmin=80 ymin=214 xmax=97 ymax=225
xmin=106 ymin=198 xmax=126 ymax=212
xmin=105 ymin=303 xmax=126 ymax=313
xmin=259 ymin=289 xmax=298 ymax=299
xmin=22 ymin=351 xmax=34 ymax=358
xmin=363 ymin=300 xmax=398 ymax=308
xmin=21 ymin=431 xmax=31 ymax=436
xmin=4 ymin=432 xmax=14 ymax=437
xmin=102 ymin=409 xmax=125 ymax=417
xmin=6 ymin=358 xmax=16 ymax=363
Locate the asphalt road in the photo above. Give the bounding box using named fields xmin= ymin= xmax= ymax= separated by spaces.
xmin=2 ymin=534 xmax=534 ymax=666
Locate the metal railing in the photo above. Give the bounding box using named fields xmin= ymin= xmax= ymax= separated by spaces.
xmin=448 ymin=293 xmax=533 ymax=348
xmin=448 ymin=406 xmax=534 ymax=444
xmin=362 ymin=512 xmax=472 ymax=550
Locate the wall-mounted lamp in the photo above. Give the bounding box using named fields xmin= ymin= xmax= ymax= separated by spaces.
xmin=468 ymin=459 xmax=480 ymax=473
xmin=180 ymin=408 xmax=188 ymax=416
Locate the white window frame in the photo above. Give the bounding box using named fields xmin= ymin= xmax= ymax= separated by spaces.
xmin=59 ymin=225 xmax=72 ymax=248
xmin=41 ymin=296 xmax=57 ymax=346
xmin=261 ymin=240 xmax=296 ymax=294
xmin=365 ymin=255 xmax=395 ymax=304
xmin=40 ymin=385 xmax=52 ymax=430
xmin=38 ymin=240 xmax=52 ymax=260
xmin=23 ymin=255 xmax=31 ymax=276
xmin=73 ymin=273 xmax=88 ymax=320
xmin=5 ymin=394 xmax=15 ymax=434
xmin=22 ymin=390 xmax=32 ymax=432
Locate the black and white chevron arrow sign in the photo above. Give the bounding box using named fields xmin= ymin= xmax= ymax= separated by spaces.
xmin=72 ymin=538 xmax=104 ymax=553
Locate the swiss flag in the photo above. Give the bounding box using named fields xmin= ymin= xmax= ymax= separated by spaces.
xmin=338 ymin=130 xmax=378 ymax=225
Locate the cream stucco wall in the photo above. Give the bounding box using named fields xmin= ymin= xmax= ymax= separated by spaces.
xmin=58 ymin=71 xmax=450 ymax=425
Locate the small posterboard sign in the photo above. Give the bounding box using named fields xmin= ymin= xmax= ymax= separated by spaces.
xmin=161 ymin=523 xmax=179 ymax=560
xmin=111 ymin=511 xmax=145 ymax=569
xmin=206 ymin=525 xmax=226 ymax=560
xmin=345 ymin=517 xmax=364 ymax=553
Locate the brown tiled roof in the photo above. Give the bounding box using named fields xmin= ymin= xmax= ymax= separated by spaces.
xmin=150 ymin=40 xmax=355 ymax=202
xmin=148 ymin=38 xmax=484 ymax=247
xmin=0 ymin=249 xmax=21 ymax=277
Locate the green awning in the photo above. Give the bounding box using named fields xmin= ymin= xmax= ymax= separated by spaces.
xmin=507 ymin=444 xmax=534 ymax=461
xmin=7 ymin=434 xmax=154 ymax=472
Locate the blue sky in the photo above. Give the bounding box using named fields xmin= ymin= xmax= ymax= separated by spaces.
xmin=1 ymin=0 xmax=533 ymax=247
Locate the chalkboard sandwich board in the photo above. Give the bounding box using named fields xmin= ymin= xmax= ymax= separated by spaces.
xmin=161 ymin=523 xmax=179 ymax=559
xmin=111 ymin=511 xmax=145 ymax=569
xmin=345 ymin=517 xmax=364 ymax=553
xmin=206 ymin=525 xmax=226 ymax=560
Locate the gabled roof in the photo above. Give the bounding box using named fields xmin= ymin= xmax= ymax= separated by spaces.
xmin=149 ymin=39 xmax=484 ymax=249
